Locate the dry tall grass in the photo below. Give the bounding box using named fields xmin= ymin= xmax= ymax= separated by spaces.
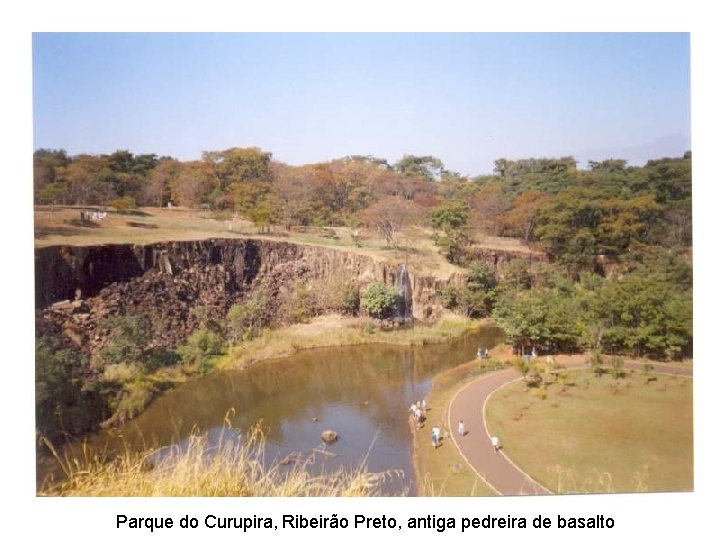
xmin=226 ymin=315 xmax=487 ymax=368
xmin=39 ymin=419 xmax=391 ymax=497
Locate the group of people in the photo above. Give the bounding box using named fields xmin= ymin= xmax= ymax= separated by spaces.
xmin=409 ymin=400 xmax=427 ymax=429
xmin=80 ymin=209 xmax=108 ymax=221
xmin=410 ymin=397 xmax=501 ymax=453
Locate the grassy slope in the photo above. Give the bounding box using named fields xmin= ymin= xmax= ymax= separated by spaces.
xmin=485 ymin=369 xmax=693 ymax=493
xmin=35 ymin=205 xmax=541 ymax=278
xmin=34 ymin=206 xmax=458 ymax=277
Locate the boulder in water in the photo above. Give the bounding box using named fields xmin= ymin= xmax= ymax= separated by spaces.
xmin=321 ymin=430 xmax=338 ymax=444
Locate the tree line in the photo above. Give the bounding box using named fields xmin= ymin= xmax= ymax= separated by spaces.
xmin=34 ymin=146 xmax=692 ymax=359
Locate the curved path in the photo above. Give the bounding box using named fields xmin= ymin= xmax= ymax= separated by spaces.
xmin=447 ymin=358 xmax=692 ymax=496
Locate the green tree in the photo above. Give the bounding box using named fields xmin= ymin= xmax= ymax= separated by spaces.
xmin=203 ymin=147 xmax=272 ymax=208
xmin=37 ymin=182 xmax=69 ymax=209
xmin=36 ymin=339 xmax=106 ymax=441
xmin=393 ymin=155 xmax=444 ymax=181
xmin=99 ymin=315 xmax=151 ymax=365
xmin=360 ymin=282 xmax=400 ymax=319
xmin=428 ymin=200 xmax=470 ymax=233
xmin=34 ymin=148 xmax=69 ymax=198
xmin=227 ymin=290 xmax=271 ymax=343
xmin=177 ymin=327 xmax=225 ymax=367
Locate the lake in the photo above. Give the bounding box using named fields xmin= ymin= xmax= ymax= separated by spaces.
xmin=41 ymin=325 xmax=504 ymax=495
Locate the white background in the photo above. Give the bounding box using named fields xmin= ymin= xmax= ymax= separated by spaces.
xmin=1 ymin=2 xmax=718 ymax=538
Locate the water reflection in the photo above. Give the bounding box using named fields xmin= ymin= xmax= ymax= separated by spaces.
xmin=46 ymin=326 xmax=504 ymax=495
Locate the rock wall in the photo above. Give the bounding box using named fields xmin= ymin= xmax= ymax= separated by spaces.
xmin=35 ymin=238 xmax=468 ymax=359
xmin=463 ymin=247 xmax=547 ymax=279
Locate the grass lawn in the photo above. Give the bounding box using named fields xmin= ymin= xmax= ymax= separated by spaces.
xmin=485 ymin=369 xmax=693 ymax=494
xmin=412 ymin=348 xmax=515 ymax=496
xmin=35 ymin=205 xmax=541 ymax=279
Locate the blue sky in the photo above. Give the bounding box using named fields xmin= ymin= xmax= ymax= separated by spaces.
xmin=33 ymin=33 xmax=690 ymax=175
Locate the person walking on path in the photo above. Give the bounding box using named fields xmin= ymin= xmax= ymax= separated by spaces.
xmin=431 ymin=426 xmax=441 ymax=449
xmin=458 ymin=420 xmax=465 ymax=437
xmin=491 ymin=436 xmax=500 ymax=452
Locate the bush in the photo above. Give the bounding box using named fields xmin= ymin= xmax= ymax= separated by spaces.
xmin=361 ymin=320 xmax=376 ymax=335
xmin=109 ymin=196 xmax=137 ymax=211
xmin=103 ymin=379 xmax=155 ymax=425
xmin=611 ymin=356 xmax=625 ymax=379
xmin=36 ymin=339 xmax=106 ymax=441
xmin=227 ymin=290 xmax=271 ymax=343
xmin=440 ymin=285 xmax=460 ymax=310
xmin=178 ymin=327 xmax=225 ymax=365
xmin=100 ymin=362 xmax=144 ymax=384
xmin=514 ymin=357 xmax=531 ymax=377
xmin=144 ymin=348 xmax=182 ymax=371
xmin=589 ymin=349 xmax=605 ymax=377
xmin=466 ymin=263 xmax=497 ymax=292
xmin=312 ymin=271 xmax=360 ymax=316
xmin=284 ymin=284 xmax=318 ymax=324
xmin=360 ymin=282 xmax=400 ymax=319
xmin=441 ymin=267 xmax=496 ymax=319
xmin=99 ymin=315 xmax=150 ymax=365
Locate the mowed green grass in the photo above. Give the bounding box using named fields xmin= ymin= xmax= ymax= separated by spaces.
xmin=485 ymin=370 xmax=693 ymax=494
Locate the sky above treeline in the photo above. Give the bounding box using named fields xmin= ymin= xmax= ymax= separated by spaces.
xmin=32 ymin=32 xmax=690 ymax=175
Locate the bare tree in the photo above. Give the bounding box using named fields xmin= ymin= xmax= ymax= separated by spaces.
xmin=360 ymin=197 xmax=420 ymax=247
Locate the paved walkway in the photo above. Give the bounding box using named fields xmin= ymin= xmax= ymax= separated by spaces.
xmin=447 ymin=358 xmax=692 ymax=496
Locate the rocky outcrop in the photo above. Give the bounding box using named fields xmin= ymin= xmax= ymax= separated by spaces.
xmin=35 ymin=238 xmax=471 ymax=359
xmin=463 ymin=247 xmax=547 ymax=279
xmin=35 ymin=238 xmax=544 ymax=361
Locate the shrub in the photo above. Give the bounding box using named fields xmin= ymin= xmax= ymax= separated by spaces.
xmin=440 ymin=285 xmax=460 ymax=310
xmin=100 ymin=362 xmax=144 ymax=384
xmin=103 ymin=379 xmax=155 ymax=425
xmin=611 ymin=356 xmax=625 ymax=379
xmin=144 ymin=348 xmax=182 ymax=371
xmin=109 ymin=196 xmax=137 ymax=211
xmin=361 ymin=320 xmax=377 ymax=335
xmin=312 ymin=271 xmax=360 ymax=316
xmin=36 ymin=339 xmax=106 ymax=441
xmin=227 ymin=290 xmax=271 ymax=343
xmin=514 ymin=357 xmax=531 ymax=377
xmin=99 ymin=315 xmax=150 ymax=365
xmin=284 ymin=284 xmax=318 ymax=324
xmin=178 ymin=327 xmax=225 ymax=365
xmin=466 ymin=263 xmax=497 ymax=292
xmin=524 ymin=369 xmax=543 ymax=388
xmin=360 ymin=282 xmax=400 ymax=319
xmin=589 ymin=349 xmax=605 ymax=377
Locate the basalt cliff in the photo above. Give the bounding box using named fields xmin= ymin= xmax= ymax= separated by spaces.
xmin=36 ymin=239 xmax=463 ymax=359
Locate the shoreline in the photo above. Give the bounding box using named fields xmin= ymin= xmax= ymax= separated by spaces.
xmin=64 ymin=314 xmax=492 ymax=436
xmin=220 ymin=313 xmax=494 ymax=370
xmin=410 ymin=344 xmax=514 ymax=496
xmin=412 ymin=351 xmax=693 ymax=496
xmin=39 ymin=315 xmax=498 ymax=491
